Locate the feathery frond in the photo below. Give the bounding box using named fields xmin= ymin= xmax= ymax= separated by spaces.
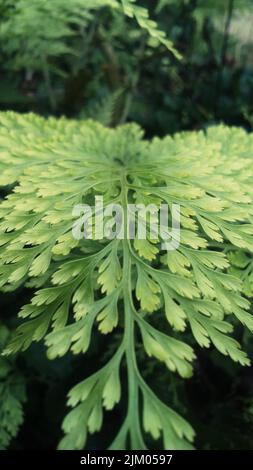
xmin=0 ymin=113 xmax=253 ymax=449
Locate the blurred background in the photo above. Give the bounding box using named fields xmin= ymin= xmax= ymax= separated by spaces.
xmin=1 ymin=0 xmax=253 ymax=450
xmin=0 ymin=0 xmax=253 ymax=134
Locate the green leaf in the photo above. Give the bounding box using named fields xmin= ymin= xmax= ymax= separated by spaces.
xmin=1 ymin=114 xmax=253 ymax=450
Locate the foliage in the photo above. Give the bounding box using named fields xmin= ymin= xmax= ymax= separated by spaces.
xmin=0 ymin=0 xmax=178 ymax=72
xmin=0 ymin=0 xmax=253 ymax=452
xmin=0 ymin=324 xmax=26 ymax=449
xmin=0 ymin=113 xmax=253 ymax=449
xmin=0 ymin=0 xmax=252 ymax=132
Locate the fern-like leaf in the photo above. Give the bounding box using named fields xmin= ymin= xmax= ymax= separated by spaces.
xmin=1 ymin=113 xmax=253 ymax=449
xmin=0 ymin=324 xmax=26 ymax=450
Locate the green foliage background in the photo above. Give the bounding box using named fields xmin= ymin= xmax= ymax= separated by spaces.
xmin=0 ymin=0 xmax=253 ymax=450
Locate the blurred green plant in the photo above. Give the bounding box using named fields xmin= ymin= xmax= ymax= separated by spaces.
xmin=0 ymin=114 xmax=253 ymax=449
xmin=0 ymin=324 xmax=26 ymax=450
xmin=0 ymin=0 xmax=253 ymax=452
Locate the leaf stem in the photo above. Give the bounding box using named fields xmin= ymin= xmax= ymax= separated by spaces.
xmin=121 ymin=171 xmax=146 ymax=449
